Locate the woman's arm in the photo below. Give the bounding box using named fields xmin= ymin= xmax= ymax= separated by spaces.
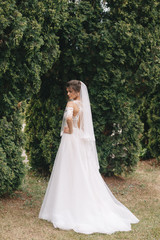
xmin=64 ymin=101 xmax=74 ymax=134
xmin=66 ymin=117 xmax=73 ymax=134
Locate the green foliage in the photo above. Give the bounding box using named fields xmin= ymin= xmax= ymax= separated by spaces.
xmin=104 ymin=0 xmax=160 ymax=164
xmin=138 ymin=97 xmax=153 ymax=160
xmin=25 ymin=82 xmax=64 ymax=175
xmin=148 ymin=85 xmax=160 ymax=162
xmin=0 ymin=103 xmax=24 ymax=197
xmin=26 ymin=0 xmax=160 ymax=176
xmin=107 ymin=0 xmax=160 ymax=97
xmin=0 ymin=0 xmax=67 ymax=195
xmin=0 ymin=0 xmax=67 ymax=106
xmin=1 ymin=0 xmax=160 ymax=184
xmin=91 ymin=83 xmax=143 ymax=175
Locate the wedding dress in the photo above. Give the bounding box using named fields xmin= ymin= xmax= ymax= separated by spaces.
xmin=39 ymin=82 xmax=139 ymax=234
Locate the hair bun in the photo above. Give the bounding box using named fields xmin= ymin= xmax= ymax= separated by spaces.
xmin=66 ymin=80 xmax=81 ymax=92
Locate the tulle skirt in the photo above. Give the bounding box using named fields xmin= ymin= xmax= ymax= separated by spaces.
xmin=39 ymin=128 xmax=139 ymax=234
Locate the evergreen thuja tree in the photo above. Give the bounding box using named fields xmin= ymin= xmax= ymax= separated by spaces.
xmin=25 ymin=0 xmax=142 ymax=176
xmin=25 ymin=0 xmax=160 ymax=176
xmin=25 ymin=0 xmax=103 ymax=174
xmin=25 ymin=80 xmax=64 ymax=175
xmin=0 ymin=0 xmax=27 ymax=196
xmin=0 ymin=0 xmax=67 ymax=196
xmin=147 ymin=85 xmax=160 ymax=162
xmin=138 ymin=97 xmax=153 ymax=160
xmin=95 ymin=0 xmax=160 ymax=174
xmin=0 ymin=94 xmax=24 ymax=196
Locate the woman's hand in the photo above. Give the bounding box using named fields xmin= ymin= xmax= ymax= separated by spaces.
xmin=63 ymin=127 xmax=71 ymax=134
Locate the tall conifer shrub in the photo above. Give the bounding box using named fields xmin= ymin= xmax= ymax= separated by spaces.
xmin=148 ymin=85 xmax=160 ymax=162
xmin=26 ymin=0 xmax=160 ymax=175
xmin=0 ymin=0 xmax=67 ymax=196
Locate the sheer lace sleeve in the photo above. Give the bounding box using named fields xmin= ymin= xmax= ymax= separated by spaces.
xmin=60 ymin=102 xmax=73 ymax=136
xmin=64 ymin=107 xmax=73 ymax=120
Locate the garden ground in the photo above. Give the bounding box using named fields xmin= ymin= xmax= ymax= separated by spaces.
xmin=0 ymin=159 xmax=160 ymax=240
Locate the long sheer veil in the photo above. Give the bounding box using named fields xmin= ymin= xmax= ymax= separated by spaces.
xmin=60 ymin=81 xmax=100 ymax=170
xmin=80 ymin=82 xmax=100 ymax=169
xmin=80 ymin=82 xmax=95 ymax=141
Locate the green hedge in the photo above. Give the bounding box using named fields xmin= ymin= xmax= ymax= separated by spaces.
xmin=0 ymin=0 xmax=67 ymax=196
xmin=0 ymin=104 xmax=24 ymax=197
xmin=1 ymin=0 xmax=159 ymax=190
xmin=25 ymin=0 xmax=153 ymax=176
xmin=148 ymin=85 xmax=160 ymax=162
xmin=138 ymin=97 xmax=153 ymax=160
xmin=25 ymin=81 xmax=143 ymax=176
xmin=90 ymin=81 xmax=143 ymax=175
xmin=25 ymin=82 xmax=64 ymax=175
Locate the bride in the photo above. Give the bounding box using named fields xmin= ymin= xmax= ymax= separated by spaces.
xmin=39 ymin=80 xmax=139 ymax=234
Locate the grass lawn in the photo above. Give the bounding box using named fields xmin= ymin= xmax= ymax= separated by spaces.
xmin=0 ymin=159 xmax=160 ymax=240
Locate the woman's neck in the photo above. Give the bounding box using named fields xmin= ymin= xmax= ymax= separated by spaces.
xmin=73 ymin=96 xmax=80 ymax=101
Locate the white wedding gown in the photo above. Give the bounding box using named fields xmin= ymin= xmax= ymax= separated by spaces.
xmin=39 ymin=100 xmax=139 ymax=234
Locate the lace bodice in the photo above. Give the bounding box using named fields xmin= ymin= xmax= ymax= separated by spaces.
xmin=64 ymin=100 xmax=82 ymax=128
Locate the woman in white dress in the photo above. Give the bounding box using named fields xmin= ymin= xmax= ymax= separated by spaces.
xmin=39 ymin=80 xmax=139 ymax=234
